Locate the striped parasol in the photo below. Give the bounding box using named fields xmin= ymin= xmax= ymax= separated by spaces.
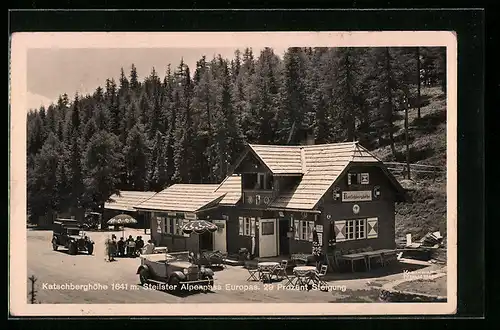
xmin=181 ymin=220 xmax=218 ymax=235
xmin=107 ymin=214 xmax=138 ymax=237
xmin=107 ymin=214 xmax=138 ymax=225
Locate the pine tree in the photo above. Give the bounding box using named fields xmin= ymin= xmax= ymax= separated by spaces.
xmin=278 ymin=47 xmax=310 ymax=144
xmin=172 ymin=61 xmax=195 ymax=183
xmin=124 ymin=123 xmax=150 ymax=190
xmin=130 ymin=64 xmax=140 ymax=92
xmin=148 ymin=131 xmax=168 ymax=191
xmin=66 ymin=94 xmax=85 ymax=217
xmin=254 ymin=48 xmax=280 ymax=143
xmin=27 ymin=133 xmax=60 ymax=223
xmin=83 ymin=131 xmax=123 ymax=211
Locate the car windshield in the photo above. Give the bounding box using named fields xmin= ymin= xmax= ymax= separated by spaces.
xmin=166 ymin=251 xmax=190 ymax=262
xmin=67 ymin=229 xmax=80 ymax=235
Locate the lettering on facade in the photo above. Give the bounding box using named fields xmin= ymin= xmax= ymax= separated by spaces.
xmin=341 ymin=190 xmax=372 ymax=202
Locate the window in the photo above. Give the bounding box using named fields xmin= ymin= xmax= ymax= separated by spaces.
xmin=244 ymin=217 xmax=251 ymax=236
xmin=345 ymin=219 xmax=367 ymax=240
xmin=257 ymin=173 xmax=265 ymax=189
xmin=261 ymin=222 xmax=274 ymax=235
xmin=294 ymin=219 xmax=315 ymax=241
xmin=300 ymin=221 xmax=308 ymax=240
xmin=162 ymin=217 xmax=184 ymax=235
xmin=348 ymin=173 xmax=360 ymax=185
xmin=174 ymin=218 xmax=184 ymax=235
xmin=356 ymin=219 xmax=366 ymax=239
xmin=239 ymin=217 xmax=256 ymax=236
xmin=243 ymin=174 xmax=258 ymax=189
xmin=346 ymin=220 xmax=355 ymax=240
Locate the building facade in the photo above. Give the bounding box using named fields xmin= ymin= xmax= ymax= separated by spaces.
xmin=133 ymin=142 xmax=407 ymax=258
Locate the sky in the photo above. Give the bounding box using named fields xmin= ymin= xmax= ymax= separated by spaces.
xmin=26 ymin=47 xmax=287 ymax=110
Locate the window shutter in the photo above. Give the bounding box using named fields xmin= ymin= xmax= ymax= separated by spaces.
xmin=367 ymin=218 xmax=378 ymax=239
xmin=251 ymin=218 xmax=256 ymax=237
xmin=308 ymin=221 xmax=314 ymax=242
xmin=334 ymin=220 xmax=346 ymax=242
xmin=239 ymin=217 xmax=243 ymax=235
xmin=294 ymin=220 xmax=300 ymax=240
xmin=156 ymin=217 xmax=163 ymax=234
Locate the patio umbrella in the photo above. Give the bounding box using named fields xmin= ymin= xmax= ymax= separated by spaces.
xmin=107 ymin=214 xmax=138 ymax=237
xmin=181 ymin=220 xmax=218 ymax=235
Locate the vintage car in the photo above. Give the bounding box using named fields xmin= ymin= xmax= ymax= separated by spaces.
xmin=136 ymin=251 xmax=214 ymax=292
xmin=51 ymin=219 xmax=94 ymax=255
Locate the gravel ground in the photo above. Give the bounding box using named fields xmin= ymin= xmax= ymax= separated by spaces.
xmin=26 ymin=229 xmax=443 ymax=304
xmin=393 ymin=275 xmax=447 ymax=297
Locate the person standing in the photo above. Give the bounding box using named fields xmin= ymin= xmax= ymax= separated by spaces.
xmin=109 ymin=234 xmax=117 ymax=261
xmin=135 ymin=236 xmax=144 ymax=255
xmin=117 ymin=237 xmax=125 ymax=257
xmin=104 ymin=235 xmax=111 ymax=262
xmin=143 ymin=239 xmax=155 ymax=254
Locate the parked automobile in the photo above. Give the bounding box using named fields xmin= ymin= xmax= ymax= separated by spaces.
xmin=136 ymin=251 xmax=214 ymax=292
xmin=51 ymin=219 xmax=94 ymax=255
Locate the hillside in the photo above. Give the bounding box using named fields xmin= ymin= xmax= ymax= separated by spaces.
xmin=371 ymin=87 xmax=447 ymax=240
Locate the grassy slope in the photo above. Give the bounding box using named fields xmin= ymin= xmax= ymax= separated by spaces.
xmin=370 ymin=87 xmax=447 ymax=240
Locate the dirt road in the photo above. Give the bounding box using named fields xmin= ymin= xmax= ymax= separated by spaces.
xmin=26 ymin=229 xmax=424 ymax=304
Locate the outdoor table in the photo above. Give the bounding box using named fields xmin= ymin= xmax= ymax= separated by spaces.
xmin=358 ymin=251 xmax=383 ymax=271
xmin=258 ymin=262 xmax=279 ymax=282
xmin=378 ymin=249 xmax=397 ymax=266
xmin=340 ymin=253 xmax=368 ymax=272
xmin=293 ymin=266 xmax=317 ymax=287
xmin=258 ymin=261 xmax=279 ymax=270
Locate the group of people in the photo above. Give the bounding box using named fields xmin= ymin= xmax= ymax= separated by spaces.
xmin=105 ymin=234 xmax=155 ymax=262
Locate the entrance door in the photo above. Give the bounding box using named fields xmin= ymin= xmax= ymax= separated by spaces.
xmin=212 ymin=220 xmax=227 ymax=253
xmin=259 ymin=219 xmax=277 ymax=257
xmin=279 ymin=220 xmax=290 ymax=256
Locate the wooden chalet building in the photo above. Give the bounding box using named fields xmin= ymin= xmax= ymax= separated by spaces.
xmin=133 ymin=177 xmax=241 ymax=252
xmin=133 ymin=141 xmax=408 ymax=259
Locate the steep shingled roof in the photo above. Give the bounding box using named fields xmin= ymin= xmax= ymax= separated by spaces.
xmin=214 ymin=174 xmax=242 ymax=205
xmin=258 ymin=142 xmax=381 ymax=210
xmin=134 ymin=184 xmax=223 ymax=213
xmin=104 ymin=191 xmax=157 ymax=212
xmin=248 ymin=144 xmax=304 ymax=174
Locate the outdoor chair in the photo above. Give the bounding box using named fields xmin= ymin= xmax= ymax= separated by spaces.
xmin=365 ymin=246 xmax=373 ymax=252
xmin=246 ymin=264 xmax=260 ymax=282
xmin=272 ymin=260 xmax=288 ymax=280
xmin=260 ymin=265 xmax=276 ymax=283
xmin=220 ymin=252 xmax=228 ymax=268
xmin=334 ymin=250 xmax=347 ymax=268
xmin=312 ymin=264 xmax=329 ymax=291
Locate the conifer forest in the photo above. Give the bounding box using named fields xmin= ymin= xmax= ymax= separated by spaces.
xmin=26 ymin=47 xmax=446 ymax=223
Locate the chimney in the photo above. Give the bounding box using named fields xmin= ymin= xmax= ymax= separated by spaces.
xmin=299 ymin=128 xmax=315 ymax=146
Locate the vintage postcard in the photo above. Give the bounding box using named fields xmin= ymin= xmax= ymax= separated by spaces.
xmin=9 ymin=31 xmax=457 ymax=316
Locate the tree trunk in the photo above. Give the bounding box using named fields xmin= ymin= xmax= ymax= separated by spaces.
xmin=416 ymin=47 xmax=421 ymax=119
xmin=405 ymin=97 xmax=411 ymax=180
xmin=385 ymin=48 xmax=397 ymax=160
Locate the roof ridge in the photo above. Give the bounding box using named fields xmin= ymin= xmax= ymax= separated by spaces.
xmin=300 ymin=147 xmax=306 ymax=173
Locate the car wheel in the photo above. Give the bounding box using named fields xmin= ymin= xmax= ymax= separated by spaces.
xmin=204 ymin=275 xmax=214 ymax=291
xmin=168 ymin=276 xmax=180 ymax=292
xmin=52 ymin=240 xmax=58 ymax=251
xmin=68 ymin=242 xmax=77 ymax=255
xmin=139 ymin=269 xmax=149 ymax=285
xmin=87 ymin=244 xmax=94 ymax=255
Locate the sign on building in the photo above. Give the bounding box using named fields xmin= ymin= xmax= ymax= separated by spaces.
xmin=341 ymin=190 xmax=372 ymax=202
